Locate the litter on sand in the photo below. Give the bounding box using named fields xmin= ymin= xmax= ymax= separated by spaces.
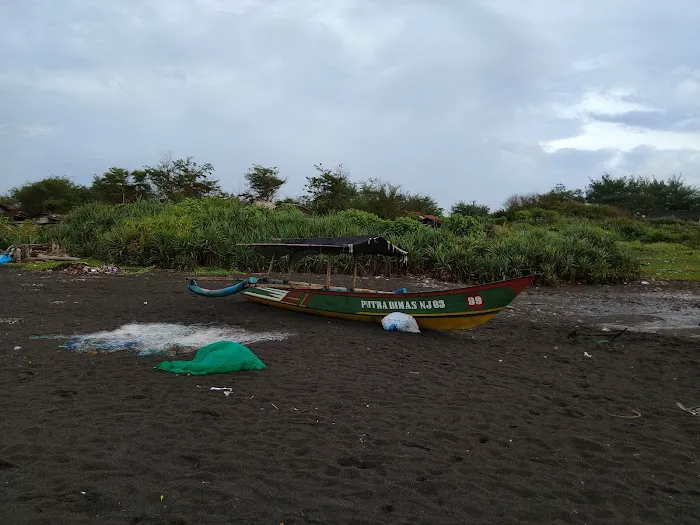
xmin=381 ymin=312 xmax=420 ymax=333
xmin=52 ymin=262 xmax=119 ymax=274
xmin=568 ymin=327 xmax=627 ymax=343
xmin=210 ymin=387 xmax=233 ymax=396
xmin=611 ymin=409 xmax=642 ymax=419
xmin=676 ymin=402 xmax=700 ymax=416
xmin=156 ymin=340 xmax=266 ymax=375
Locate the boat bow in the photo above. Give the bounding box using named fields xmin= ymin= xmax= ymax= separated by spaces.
xmin=188 ymin=276 xmax=258 ymax=297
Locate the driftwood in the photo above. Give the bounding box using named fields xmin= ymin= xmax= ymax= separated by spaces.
xmin=5 ymin=242 xmax=75 ymax=263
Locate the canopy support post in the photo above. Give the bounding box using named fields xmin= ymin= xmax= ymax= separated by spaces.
xmin=267 ymin=253 xmax=275 ymax=280
xmin=326 ymin=253 xmax=332 ymax=289
xmin=287 ymin=256 xmax=294 ymax=283
xmin=352 ymin=254 xmax=358 ymax=289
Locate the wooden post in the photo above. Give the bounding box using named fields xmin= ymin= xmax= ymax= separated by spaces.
xmin=352 ymin=254 xmax=358 ymax=289
xmin=326 ymin=253 xmax=332 ymax=289
xmin=267 ymin=253 xmax=275 ymax=280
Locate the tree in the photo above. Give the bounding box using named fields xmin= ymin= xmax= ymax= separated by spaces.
xmin=91 ymin=167 xmax=156 ymax=204
xmin=91 ymin=167 xmax=132 ymax=204
xmin=351 ymin=179 xmax=406 ymax=219
xmin=585 ymin=174 xmax=634 ymax=209
xmin=504 ymin=183 xmax=585 ymax=212
xmin=450 ymin=200 xmax=490 ymax=217
xmin=503 ymin=193 xmax=540 ymax=212
xmin=130 ymin=169 xmax=156 ymax=201
xmin=145 ymin=156 xmax=221 ymax=201
xmin=305 ymin=163 xmax=357 ymax=214
xmin=585 ymin=174 xmax=700 ymax=212
xmin=402 ymin=193 xmax=443 ymax=217
xmin=658 ymin=175 xmax=700 ymax=210
xmin=546 ymin=184 xmax=585 ymax=203
xmin=0 ymin=194 xmax=15 ymax=208
xmin=9 ymin=176 xmax=91 ymax=215
xmin=349 ymin=178 xmax=443 ymax=219
xmin=241 ymin=165 xmax=286 ymax=203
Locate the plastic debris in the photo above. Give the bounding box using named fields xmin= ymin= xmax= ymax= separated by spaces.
xmin=13 ymin=346 xmax=22 ymax=351
xmin=612 ymin=409 xmax=642 ymax=419
xmin=568 ymin=327 xmax=627 ymax=343
xmin=676 ymin=402 xmax=700 ymax=416
xmin=583 ymin=351 xmax=592 ymax=358
xmin=381 ymin=312 xmax=420 ymax=333
xmin=0 ymin=254 xmax=12 ymax=264
xmin=210 ymin=387 xmax=233 ymax=396
xmin=52 ymin=262 xmax=119 ymax=274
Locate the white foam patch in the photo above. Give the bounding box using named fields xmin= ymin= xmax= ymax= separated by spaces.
xmin=58 ymin=323 xmax=292 ymax=356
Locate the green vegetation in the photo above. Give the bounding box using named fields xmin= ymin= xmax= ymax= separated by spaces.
xmin=1 ymin=198 xmax=640 ymax=284
xmin=2 ymin=156 xmax=442 ymax=219
xmin=6 ymin=177 xmax=92 ymax=215
xmin=587 ymin=174 xmax=700 ymax=213
xmin=3 ymin=157 xmax=700 ymax=284
xmin=240 ymin=165 xmax=286 ymax=203
xmin=6 ymin=260 xmax=66 ymax=271
xmin=1 ymin=218 xmax=43 ymax=246
xmin=451 ymin=200 xmax=491 ymax=217
xmin=626 ymin=242 xmax=700 ymax=281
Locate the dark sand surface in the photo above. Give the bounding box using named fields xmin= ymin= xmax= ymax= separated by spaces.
xmin=1 ymin=270 xmax=699 ymax=524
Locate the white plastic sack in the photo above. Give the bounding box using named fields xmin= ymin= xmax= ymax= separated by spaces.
xmin=381 ymin=312 xmax=420 ymax=333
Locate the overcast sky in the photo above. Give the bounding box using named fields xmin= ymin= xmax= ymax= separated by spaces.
xmin=1 ymin=0 xmax=699 ymax=210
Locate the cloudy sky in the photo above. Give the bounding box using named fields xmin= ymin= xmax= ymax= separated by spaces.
xmin=1 ymin=0 xmax=699 ymax=210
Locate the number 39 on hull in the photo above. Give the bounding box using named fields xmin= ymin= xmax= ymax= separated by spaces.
xmin=187 ymin=236 xmax=535 ymax=331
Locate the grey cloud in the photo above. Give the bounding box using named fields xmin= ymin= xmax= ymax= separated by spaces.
xmin=615 ymin=146 xmax=700 ymax=185
xmin=1 ymin=0 xmax=699 ymax=209
xmin=587 ymin=110 xmax=700 ymax=133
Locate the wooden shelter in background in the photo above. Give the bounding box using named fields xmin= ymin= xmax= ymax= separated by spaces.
xmin=0 ymin=204 xmax=63 ymax=226
xmin=408 ymin=211 xmax=443 ymax=228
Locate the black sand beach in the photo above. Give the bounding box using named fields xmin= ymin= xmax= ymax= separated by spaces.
xmin=1 ymin=270 xmax=699 ymax=524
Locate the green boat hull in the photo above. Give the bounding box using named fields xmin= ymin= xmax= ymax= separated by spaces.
xmin=239 ymin=275 xmax=535 ymax=330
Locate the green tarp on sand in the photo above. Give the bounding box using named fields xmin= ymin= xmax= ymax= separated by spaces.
xmin=156 ymin=340 xmax=266 ymax=375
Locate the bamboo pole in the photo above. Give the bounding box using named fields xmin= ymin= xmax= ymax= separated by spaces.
xmin=326 ymin=253 xmax=332 ymax=288
xmin=267 ymin=254 xmax=275 ymax=279
xmin=287 ymin=256 xmax=294 ymax=283
xmin=352 ymin=254 xmax=358 ymax=289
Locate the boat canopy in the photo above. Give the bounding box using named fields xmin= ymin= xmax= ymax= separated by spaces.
xmin=238 ymin=236 xmax=408 ymax=260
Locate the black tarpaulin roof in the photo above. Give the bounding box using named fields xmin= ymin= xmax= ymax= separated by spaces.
xmin=238 ymin=236 xmax=408 ymax=259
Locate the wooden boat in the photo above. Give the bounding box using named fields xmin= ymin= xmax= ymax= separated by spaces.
xmin=187 ymin=236 xmax=535 ymax=331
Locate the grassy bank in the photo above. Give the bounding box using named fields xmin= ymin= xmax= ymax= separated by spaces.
xmin=626 ymin=242 xmax=700 ymax=281
xmin=2 ymin=199 xmax=644 ymax=284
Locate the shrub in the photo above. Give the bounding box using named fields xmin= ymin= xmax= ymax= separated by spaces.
xmin=37 ymin=197 xmax=640 ymax=284
xmin=442 ymin=214 xmax=482 ymax=236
